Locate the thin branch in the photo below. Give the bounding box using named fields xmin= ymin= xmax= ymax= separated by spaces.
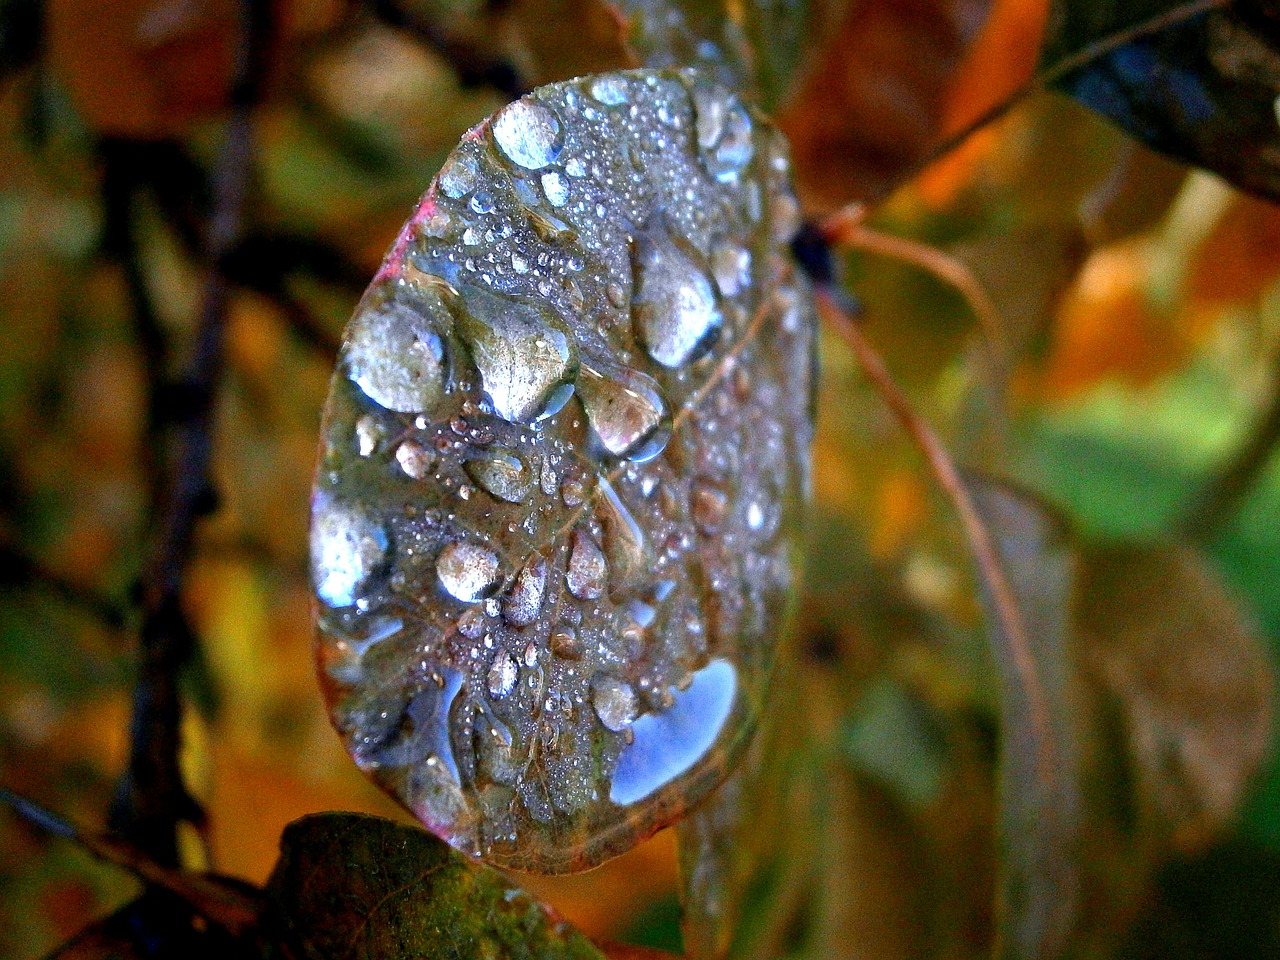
xmin=1184 ymin=355 xmax=1280 ymax=540
xmin=1 ymin=788 xmax=261 ymax=937
xmin=0 ymin=543 xmax=128 ymax=629
xmin=814 ymin=286 xmax=1057 ymax=795
xmin=112 ymin=0 xmax=273 ymax=868
xmin=819 ymin=205 xmax=1009 ymax=394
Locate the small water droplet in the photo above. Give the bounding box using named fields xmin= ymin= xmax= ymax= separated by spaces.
xmin=588 ymin=75 xmax=628 ymax=106
xmin=746 ymin=501 xmax=766 ymax=530
xmin=470 ymin=191 xmax=496 ymax=214
xmin=560 ymin=474 xmax=588 ymax=507
xmin=549 ymin=625 xmax=582 ymax=660
xmin=421 ymin=207 xmax=453 ymax=238
xmin=464 ymin=450 xmax=534 ymax=503
xmin=345 ymin=296 xmax=449 ymax=414
xmin=522 ymin=642 xmax=539 ymax=668
xmin=539 ymin=457 xmax=557 ymax=495
xmin=691 ymin=480 xmax=729 ymax=534
xmin=540 ymin=171 xmax=569 ymax=207
xmin=576 ymin=363 xmax=671 ymax=462
xmin=355 ymin=415 xmax=381 ymax=456
xmin=711 ymin=242 xmax=750 ymax=296
xmin=566 ymin=527 xmax=606 ymax=600
xmin=631 ymin=224 xmax=722 ymax=368
xmin=457 ymin=607 xmax=486 ymax=639
xmin=492 ymin=99 xmax=564 ymax=170
xmin=439 ymin=152 xmax=478 ymax=198
xmin=456 ymin=285 xmax=578 ymax=424
xmin=395 ymin=439 xmax=436 ymax=479
xmin=591 ymin=675 xmax=638 ymax=731
xmin=488 ymin=649 xmax=518 ymax=698
xmin=692 ymin=83 xmax=754 ymax=182
xmin=437 ymin=541 xmax=503 ymax=602
xmin=503 ymin=554 xmax=548 ymax=626
xmin=564 ymin=157 xmax=587 ymax=178
xmin=312 ymin=497 xmax=387 ymax=607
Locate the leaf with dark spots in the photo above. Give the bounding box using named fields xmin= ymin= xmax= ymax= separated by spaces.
xmin=967 ymin=477 xmax=1082 ymax=960
xmin=309 ymin=68 xmax=815 ymax=874
xmin=262 ymin=813 xmax=605 ymax=960
xmin=1076 ymin=542 xmax=1274 ymax=850
xmin=1044 ymin=0 xmax=1280 ymax=203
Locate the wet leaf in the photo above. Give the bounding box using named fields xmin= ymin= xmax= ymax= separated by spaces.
xmin=262 ymin=813 xmax=605 ymax=960
xmin=1044 ymin=0 xmax=1280 ymax=203
xmin=968 ymin=477 xmax=1082 ymax=960
xmin=1076 ymin=542 xmax=1274 ymax=849
xmin=310 ymin=69 xmax=815 ymax=873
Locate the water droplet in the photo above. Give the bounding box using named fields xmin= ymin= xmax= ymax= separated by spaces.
xmin=437 ymin=541 xmax=503 ymax=602
xmin=464 ymin=450 xmax=534 ymax=503
xmin=539 ymin=457 xmax=557 ymax=495
xmin=312 ymin=497 xmax=387 ymax=607
xmin=540 ymin=171 xmax=569 ymax=207
xmin=691 ymin=480 xmax=729 ymax=534
xmin=439 ymin=152 xmax=478 ymax=198
xmin=421 ymin=207 xmax=453 ymax=238
xmin=456 ymin=285 xmax=578 ymax=424
xmin=470 ymin=191 xmax=495 ymax=214
xmin=492 ymin=99 xmax=564 ymax=170
xmin=576 ymin=363 xmax=671 ymax=462
xmin=631 ymin=224 xmax=722 ymax=368
xmin=591 ymin=675 xmax=639 ymax=731
xmin=345 ymin=295 xmax=450 ymax=414
xmin=566 ymin=527 xmax=606 ymax=600
xmin=693 ymin=84 xmax=753 ymax=182
xmin=746 ymin=501 xmax=766 ymax=530
xmin=549 ymin=625 xmax=582 ymax=660
xmin=588 ymin=75 xmax=628 ymax=106
xmin=560 ymin=474 xmax=588 ymax=507
xmin=711 ymin=242 xmax=750 ymax=296
xmin=457 ymin=607 xmax=486 ymax=639
xmin=596 ymin=476 xmax=648 ymax=591
xmin=770 ymin=193 xmax=801 ymax=243
xmin=503 ymin=553 xmax=548 ymax=626
xmin=488 ymin=649 xmax=518 ymax=698
xmin=355 ymin=415 xmax=381 ymax=456
xmin=367 ymin=667 xmax=465 ymax=783
xmin=396 ymin=439 xmax=436 ymax=479
xmin=522 ymin=642 xmax=539 ymax=667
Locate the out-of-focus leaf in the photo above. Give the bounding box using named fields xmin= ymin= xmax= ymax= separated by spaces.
xmin=779 ymin=0 xmax=995 ymax=209
xmin=262 ymin=813 xmax=606 ymax=960
xmin=1077 ymin=543 xmax=1274 ymax=849
xmin=604 ymin=0 xmax=842 ymax=111
xmin=46 ymin=892 xmax=258 ymax=960
xmin=1044 ymin=0 xmax=1280 ymax=203
xmin=968 ymin=477 xmax=1081 ymax=960
xmin=841 ymin=677 xmax=947 ymax=810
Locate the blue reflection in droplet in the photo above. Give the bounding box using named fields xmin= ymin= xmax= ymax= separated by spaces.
xmin=609 ymin=659 xmax=737 ymax=806
xmin=371 ymin=667 xmax=465 ymax=783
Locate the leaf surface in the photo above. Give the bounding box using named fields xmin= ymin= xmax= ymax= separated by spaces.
xmin=309 ymin=68 xmax=815 ymax=873
xmin=263 ymin=813 xmax=605 ymax=960
xmin=1044 ymin=0 xmax=1280 ymax=202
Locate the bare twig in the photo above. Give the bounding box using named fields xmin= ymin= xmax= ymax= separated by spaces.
xmin=1 ymin=788 xmax=261 ymax=937
xmin=814 ymin=286 xmax=1056 ymax=795
xmin=0 ymin=543 xmax=128 ymax=629
xmin=112 ymin=0 xmax=273 ymax=868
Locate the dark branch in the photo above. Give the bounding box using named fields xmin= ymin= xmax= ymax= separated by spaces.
xmin=0 ymin=544 xmax=128 ymax=629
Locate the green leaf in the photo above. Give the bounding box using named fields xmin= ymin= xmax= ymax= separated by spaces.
xmin=1042 ymin=0 xmax=1280 ymax=202
xmin=309 ymin=68 xmax=815 ymax=874
xmin=262 ymin=813 xmax=606 ymax=960
xmin=968 ymin=477 xmax=1082 ymax=960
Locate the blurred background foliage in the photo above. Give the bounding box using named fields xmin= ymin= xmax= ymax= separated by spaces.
xmin=1 ymin=0 xmax=1280 ymax=956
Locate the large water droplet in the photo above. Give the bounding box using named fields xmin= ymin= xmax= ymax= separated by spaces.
xmin=438 ymin=152 xmax=478 ymax=198
xmin=492 ymin=99 xmax=564 ymax=170
xmin=456 ymin=285 xmax=578 ymax=424
xmin=711 ymin=242 xmax=751 ymax=297
xmin=631 ymin=225 xmax=722 ymax=368
xmin=596 ymin=476 xmax=648 ymax=592
xmin=396 ymin=439 xmax=436 ymax=479
xmin=312 ymin=496 xmax=387 ymax=608
xmin=464 ymin=450 xmax=534 ymax=503
xmin=588 ymin=75 xmax=628 ymax=106
xmin=693 ymin=84 xmax=754 ymax=182
xmin=437 ymin=541 xmax=503 ymax=602
xmin=609 ymin=660 xmax=736 ymax=805
xmin=576 ymin=363 xmax=671 ymax=462
xmin=366 ymin=668 xmax=465 ymax=784
xmin=503 ymin=553 xmax=548 ymax=626
xmin=591 ymin=675 xmax=639 ymax=731
xmin=540 ymin=172 xmax=569 ymax=207
xmin=345 ymin=295 xmax=449 ymax=414
xmin=566 ymin=527 xmax=607 ymax=600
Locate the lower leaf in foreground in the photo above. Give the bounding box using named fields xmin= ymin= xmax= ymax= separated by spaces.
xmin=263 ymin=813 xmax=605 ymax=960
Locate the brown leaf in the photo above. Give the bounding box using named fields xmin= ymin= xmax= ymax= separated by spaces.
xmin=1077 ymin=543 xmax=1275 ymax=852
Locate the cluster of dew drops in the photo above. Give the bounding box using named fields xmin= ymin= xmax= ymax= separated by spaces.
xmin=310 ymin=67 xmax=811 ymax=866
